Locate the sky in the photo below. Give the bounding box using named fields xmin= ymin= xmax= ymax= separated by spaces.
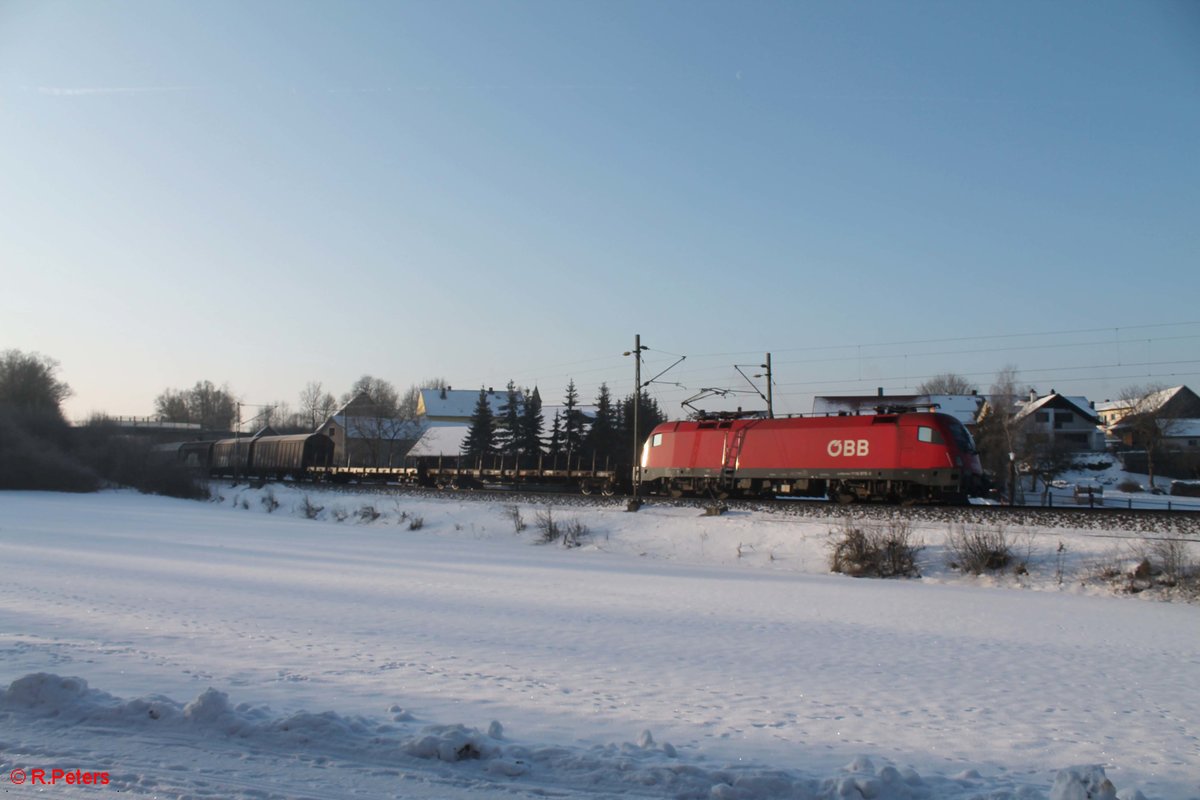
xmin=2 ymin=0 xmax=1198 ymax=424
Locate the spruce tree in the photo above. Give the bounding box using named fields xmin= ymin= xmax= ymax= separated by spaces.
xmin=617 ymin=391 xmax=667 ymax=467
xmin=561 ymin=379 xmax=586 ymax=459
xmin=546 ymin=410 xmax=563 ymax=459
xmin=584 ymin=383 xmax=618 ymax=465
xmin=461 ymin=387 xmax=496 ymax=461
xmin=495 ymin=380 xmax=523 ymax=460
xmin=518 ymin=386 xmax=545 ymax=460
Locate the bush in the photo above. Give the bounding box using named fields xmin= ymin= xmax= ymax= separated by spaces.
xmin=946 ymin=523 xmax=1012 ymax=574
xmin=535 ymin=507 xmax=561 ymax=544
xmin=408 ymin=515 xmax=425 ymax=531
xmin=827 ymin=517 xmax=922 ymax=578
xmin=505 ymin=505 xmax=526 ymax=533
xmin=0 ymin=412 xmax=99 ymax=492
xmin=1116 ymin=479 xmax=1143 ymax=493
xmin=534 ymin=507 xmax=589 ymax=547
xmin=358 ymin=505 xmax=381 ymax=522
xmin=302 ymin=495 xmax=324 ymax=519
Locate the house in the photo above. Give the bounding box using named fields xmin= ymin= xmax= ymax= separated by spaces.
xmin=315 ymin=393 xmax=423 ymax=467
xmin=1097 ymin=386 xmax=1200 ymax=441
xmin=1013 ymin=390 xmax=1105 ymax=452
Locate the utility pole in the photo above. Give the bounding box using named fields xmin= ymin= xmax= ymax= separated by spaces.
xmin=764 ymin=353 xmax=773 ymax=418
xmin=624 ymin=334 xmax=648 ymax=505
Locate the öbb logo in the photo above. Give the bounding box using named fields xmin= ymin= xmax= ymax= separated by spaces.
xmin=827 ymin=439 xmax=870 ymax=457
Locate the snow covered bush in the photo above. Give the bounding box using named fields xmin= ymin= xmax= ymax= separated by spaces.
xmin=827 ymin=517 xmax=922 ymax=578
xmin=946 ymin=523 xmax=1013 ymax=574
xmin=301 ymin=494 xmax=324 ymax=519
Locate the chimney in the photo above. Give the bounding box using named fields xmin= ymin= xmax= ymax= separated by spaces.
xmin=1029 ymin=389 xmax=1038 ymax=402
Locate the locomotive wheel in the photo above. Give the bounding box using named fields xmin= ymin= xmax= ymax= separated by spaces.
xmin=579 ymin=482 xmax=594 ymax=496
xmin=600 ymin=481 xmax=616 ymax=497
xmin=834 ymin=491 xmax=856 ymax=505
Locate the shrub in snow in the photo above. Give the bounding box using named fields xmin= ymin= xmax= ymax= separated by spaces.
xmin=357 ymin=504 xmax=381 ymax=522
xmin=505 ymin=504 xmax=527 ymax=533
xmin=261 ymin=490 xmax=279 ymax=513
xmin=946 ymin=523 xmax=1013 ymax=574
xmin=828 ymin=517 xmax=922 ymax=578
xmin=535 ymin=507 xmax=561 ymax=543
xmin=301 ymin=494 xmax=324 ymax=519
xmin=408 ymin=515 xmax=425 ymax=531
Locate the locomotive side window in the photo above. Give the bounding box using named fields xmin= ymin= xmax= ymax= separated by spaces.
xmin=652 ymin=433 xmax=663 ymax=447
xmin=917 ymin=426 xmax=944 ymax=444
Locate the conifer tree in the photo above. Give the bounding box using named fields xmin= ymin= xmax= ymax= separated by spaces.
xmin=518 ymin=386 xmax=545 ymax=460
xmin=584 ymin=383 xmax=618 ymax=465
xmin=561 ymin=379 xmax=586 ymax=459
xmin=495 ymin=380 xmax=523 ymax=460
xmin=617 ymin=391 xmax=666 ymax=466
xmin=546 ymin=409 xmax=563 ymax=459
xmin=461 ymin=387 xmax=496 ymax=461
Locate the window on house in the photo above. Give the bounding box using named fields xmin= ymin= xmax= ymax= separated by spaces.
xmin=1035 ymin=412 xmax=1049 ymax=423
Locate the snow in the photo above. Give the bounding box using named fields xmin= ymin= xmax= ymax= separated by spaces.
xmin=1 ymin=487 xmax=1197 ymax=799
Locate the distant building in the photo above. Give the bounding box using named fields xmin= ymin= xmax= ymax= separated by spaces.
xmin=812 ymin=391 xmax=984 ymax=430
xmin=315 ymin=393 xmax=422 ymax=467
xmin=1014 ymin=390 xmax=1105 ymax=452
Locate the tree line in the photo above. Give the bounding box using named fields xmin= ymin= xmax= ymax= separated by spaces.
xmin=460 ymin=380 xmax=666 ymax=468
xmin=2 ymin=346 xmax=1186 ymax=497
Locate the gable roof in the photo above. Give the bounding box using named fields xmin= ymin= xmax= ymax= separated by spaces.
xmin=1015 ymin=393 xmax=1099 ymax=424
xmin=418 ymin=388 xmax=509 ymax=420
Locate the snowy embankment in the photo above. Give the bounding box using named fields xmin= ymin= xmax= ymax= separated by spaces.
xmin=0 ymin=488 xmax=1197 ymax=799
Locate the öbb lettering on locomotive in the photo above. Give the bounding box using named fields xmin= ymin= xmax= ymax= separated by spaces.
xmin=826 ymin=439 xmax=870 ymax=458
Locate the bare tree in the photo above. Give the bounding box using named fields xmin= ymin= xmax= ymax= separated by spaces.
xmin=0 ymin=349 xmax=72 ymax=416
xmin=299 ymin=381 xmax=337 ymax=430
xmin=341 ymin=376 xmax=412 ymax=467
xmin=917 ymin=372 xmax=977 ymax=395
xmin=974 ymin=365 xmax=1025 ymax=503
xmin=1116 ymin=384 xmax=1181 ymax=489
xmin=154 ymin=381 xmax=236 ymax=431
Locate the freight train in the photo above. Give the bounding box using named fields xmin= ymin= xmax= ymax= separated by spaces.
xmin=161 ymin=408 xmax=981 ymax=503
xmin=639 ymin=410 xmax=982 ymax=503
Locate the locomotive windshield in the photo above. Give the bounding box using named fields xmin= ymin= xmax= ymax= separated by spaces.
xmin=945 ymin=417 xmax=977 ymax=454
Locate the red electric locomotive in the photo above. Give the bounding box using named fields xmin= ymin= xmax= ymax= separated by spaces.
xmin=640 ymin=411 xmax=982 ymax=503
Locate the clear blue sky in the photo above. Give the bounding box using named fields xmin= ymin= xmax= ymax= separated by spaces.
xmin=3 ymin=0 xmax=1197 ymax=423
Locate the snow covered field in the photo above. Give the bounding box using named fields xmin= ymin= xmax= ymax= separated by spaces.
xmin=1 ymin=487 xmax=1197 ymax=799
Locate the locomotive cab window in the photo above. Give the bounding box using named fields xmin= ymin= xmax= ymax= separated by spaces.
xmin=652 ymin=433 xmax=663 ymax=447
xmin=917 ymin=426 xmax=944 ymax=444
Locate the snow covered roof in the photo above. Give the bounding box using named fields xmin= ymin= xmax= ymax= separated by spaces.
xmin=418 ymin=388 xmax=508 ymax=420
xmin=406 ymin=424 xmax=469 ymax=457
xmin=1015 ymin=393 xmax=1099 ymax=424
xmin=332 ymin=414 xmax=424 ymax=441
xmin=1162 ymin=418 xmax=1200 ymax=438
